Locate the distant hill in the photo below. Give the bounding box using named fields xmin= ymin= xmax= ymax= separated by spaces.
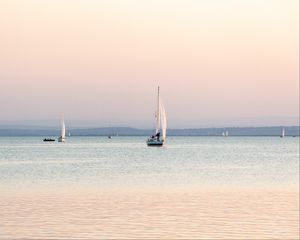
xmin=0 ymin=126 xmax=298 ymax=136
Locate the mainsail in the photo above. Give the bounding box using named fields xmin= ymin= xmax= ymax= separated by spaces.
xmin=155 ymin=86 xmax=167 ymax=141
xmin=61 ymin=117 xmax=66 ymax=139
xmin=160 ymin=100 xmax=167 ymax=141
xmin=58 ymin=114 xmax=66 ymax=142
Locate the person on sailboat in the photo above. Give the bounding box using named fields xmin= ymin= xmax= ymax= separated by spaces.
xmin=155 ymin=132 xmax=160 ymax=141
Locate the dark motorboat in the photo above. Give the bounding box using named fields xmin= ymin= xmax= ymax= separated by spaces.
xmin=43 ymin=138 xmax=55 ymax=142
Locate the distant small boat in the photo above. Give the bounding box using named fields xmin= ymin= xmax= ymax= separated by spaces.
xmin=68 ymin=132 xmax=71 ymax=137
xmin=224 ymin=131 xmax=229 ymax=137
xmin=147 ymin=86 xmax=167 ymax=147
xmin=280 ymin=128 xmax=285 ymax=138
xmin=58 ymin=114 xmax=66 ymax=142
xmin=43 ymin=138 xmax=55 ymax=142
xmin=107 ymin=122 xmax=112 ymax=139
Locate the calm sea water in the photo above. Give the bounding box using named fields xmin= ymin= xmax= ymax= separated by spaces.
xmin=0 ymin=136 xmax=299 ymax=239
xmin=0 ymin=136 xmax=299 ymax=190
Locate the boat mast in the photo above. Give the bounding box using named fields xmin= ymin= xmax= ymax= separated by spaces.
xmin=156 ymin=86 xmax=160 ymax=134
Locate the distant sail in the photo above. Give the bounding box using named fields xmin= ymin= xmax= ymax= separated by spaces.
xmin=281 ymin=128 xmax=285 ymax=138
xmin=58 ymin=114 xmax=66 ymax=142
xmin=61 ymin=119 xmax=66 ymax=138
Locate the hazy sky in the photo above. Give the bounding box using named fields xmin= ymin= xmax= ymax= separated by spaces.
xmin=0 ymin=0 xmax=299 ymax=127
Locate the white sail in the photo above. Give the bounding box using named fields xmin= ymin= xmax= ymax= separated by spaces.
xmin=156 ymin=86 xmax=167 ymax=141
xmin=58 ymin=114 xmax=66 ymax=142
xmin=281 ymin=128 xmax=285 ymax=137
xmin=61 ymin=118 xmax=66 ymax=138
xmin=155 ymin=86 xmax=161 ymax=134
xmin=160 ymin=99 xmax=167 ymax=141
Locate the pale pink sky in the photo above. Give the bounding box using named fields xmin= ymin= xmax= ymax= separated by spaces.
xmin=0 ymin=0 xmax=298 ymax=127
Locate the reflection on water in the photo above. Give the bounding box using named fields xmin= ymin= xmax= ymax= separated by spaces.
xmin=0 ymin=137 xmax=299 ymax=239
xmin=0 ymin=188 xmax=299 ymax=239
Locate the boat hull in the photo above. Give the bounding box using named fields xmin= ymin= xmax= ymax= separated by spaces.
xmin=146 ymin=139 xmax=164 ymax=147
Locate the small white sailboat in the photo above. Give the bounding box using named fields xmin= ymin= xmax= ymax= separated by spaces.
xmin=225 ymin=131 xmax=229 ymax=137
xmin=280 ymin=128 xmax=285 ymax=138
xmin=58 ymin=115 xmax=66 ymax=142
xmin=147 ymin=86 xmax=167 ymax=146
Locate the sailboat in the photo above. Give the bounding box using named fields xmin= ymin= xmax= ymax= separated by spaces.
xmin=58 ymin=115 xmax=66 ymax=142
xmin=280 ymin=128 xmax=285 ymax=138
xmin=147 ymin=86 xmax=167 ymax=146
